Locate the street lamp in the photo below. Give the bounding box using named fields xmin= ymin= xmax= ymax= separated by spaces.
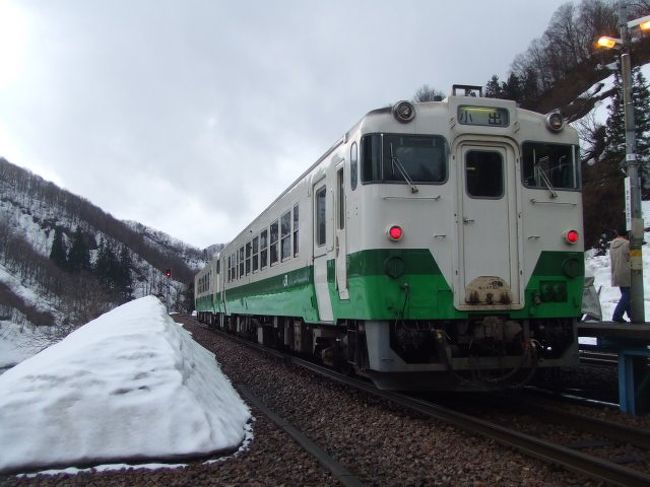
xmin=596 ymin=3 xmax=647 ymax=324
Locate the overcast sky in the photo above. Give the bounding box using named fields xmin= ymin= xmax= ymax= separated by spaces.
xmin=0 ymin=0 xmax=571 ymax=248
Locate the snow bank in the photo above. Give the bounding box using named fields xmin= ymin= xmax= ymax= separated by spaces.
xmin=0 ymin=296 xmax=250 ymax=474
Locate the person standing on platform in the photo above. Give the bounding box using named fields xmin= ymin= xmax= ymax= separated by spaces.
xmin=610 ymin=227 xmax=631 ymax=323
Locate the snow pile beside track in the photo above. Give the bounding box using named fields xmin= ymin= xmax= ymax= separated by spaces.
xmin=0 ymin=296 xmax=250 ymax=474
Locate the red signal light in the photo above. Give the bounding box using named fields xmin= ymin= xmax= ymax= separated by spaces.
xmin=388 ymin=225 xmax=403 ymax=241
xmin=165 ymin=269 xmax=172 ymax=278
xmin=564 ymin=230 xmax=579 ymax=245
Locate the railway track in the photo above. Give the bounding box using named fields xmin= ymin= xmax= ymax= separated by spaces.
xmin=203 ymin=322 xmax=650 ymax=486
xmin=236 ymin=384 xmax=364 ymax=487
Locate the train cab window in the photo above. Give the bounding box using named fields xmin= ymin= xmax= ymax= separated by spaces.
xmin=361 ymin=133 xmax=448 ymax=184
xmin=522 ymin=143 xmax=579 ymax=190
xmin=316 ymin=185 xmax=327 ymax=246
xmin=245 ymin=242 xmax=251 ymax=275
xmin=281 ymin=210 xmax=291 ymax=260
xmin=465 ymin=150 xmax=503 ymax=198
xmin=270 ymin=221 xmax=279 ymax=265
xmin=260 ymin=230 xmax=268 ymax=269
xmin=292 ymin=204 xmax=299 ymax=257
xmin=239 ymin=247 xmax=245 ymax=277
xmin=350 ymin=142 xmax=358 ymax=190
xmin=252 ymin=236 xmax=259 ymax=272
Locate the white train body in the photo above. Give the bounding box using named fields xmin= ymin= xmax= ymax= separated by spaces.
xmin=196 ymin=86 xmax=583 ymax=390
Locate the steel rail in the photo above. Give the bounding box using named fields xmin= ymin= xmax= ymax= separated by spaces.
xmin=202 ymin=323 xmax=650 ymax=487
xmin=237 ymin=384 xmax=364 ymax=487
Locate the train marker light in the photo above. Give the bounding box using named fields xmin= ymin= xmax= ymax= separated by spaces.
xmin=564 ymin=230 xmax=579 ymax=245
xmin=545 ymin=111 xmax=565 ymax=132
xmin=387 ymin=225 xmax=404 ymax=241
xmin=392 ymin=101 xmax=416 ymax=123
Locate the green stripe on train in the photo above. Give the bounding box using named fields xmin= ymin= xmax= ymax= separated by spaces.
xmin=197 ymin=249 xmax=584 ymax=322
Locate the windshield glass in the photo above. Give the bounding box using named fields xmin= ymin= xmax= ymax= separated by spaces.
xmin=362 ymin=134 xmax=447 ymax=184
xmin=522 ymin=142 xmax=579 ymax=190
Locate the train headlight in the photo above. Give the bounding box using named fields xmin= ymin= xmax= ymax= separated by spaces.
xmin=545 ymin=111 xmax=565 ymax=132
xmin=387 ymin=225 xmax=404 ymax=241
xmin=392 ymin=101 xmax=416 ymax=123
xmin=564 ymin=229 xmax=579 ymax=245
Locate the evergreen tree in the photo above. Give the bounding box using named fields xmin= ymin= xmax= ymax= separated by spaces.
xmin=67 ymin=227 xmax=91 ymax=273
xmin=604 ymin=71 xmax=625 ymax=163
xmin=49 ymin=228 xmax=67 ymax=269
xmin=484 ymin=75 xmax=503 ymax=98
xmin=632 ymin=68 xmax=650 ymax=188
xmin=501 ymin=73 xmax=522 ymax=102
xmin=604 ymin=66 xmax=650 ymax=177
xmin=117 ymin=245 xmax=133 ymax=302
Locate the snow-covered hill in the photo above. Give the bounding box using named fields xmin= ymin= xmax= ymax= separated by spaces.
xmin=0 ymin=158 xmax=216 ymax=336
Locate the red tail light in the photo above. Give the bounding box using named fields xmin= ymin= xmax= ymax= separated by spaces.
xmin=564 ymin=230 xmax=579 ymax=245
xmin=388 ymin=225 xmax=403 ymax=241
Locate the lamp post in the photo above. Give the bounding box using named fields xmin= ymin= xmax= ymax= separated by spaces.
xmin=597 ymin=4 xmax=647 ymax=323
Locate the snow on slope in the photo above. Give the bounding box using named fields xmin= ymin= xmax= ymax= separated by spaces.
xmin=0 ymin=296 xmax=250 ymax=474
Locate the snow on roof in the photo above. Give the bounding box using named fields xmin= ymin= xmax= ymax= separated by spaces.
xmin=0 ymin=296 xmax=250 ymax=474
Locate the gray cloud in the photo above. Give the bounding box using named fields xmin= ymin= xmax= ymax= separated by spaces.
xmin=0 ymin=0 xmax=568 ymax=247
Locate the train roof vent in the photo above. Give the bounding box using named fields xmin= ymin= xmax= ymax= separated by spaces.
xmin=452 ymin=84 xmax=483 ymax=97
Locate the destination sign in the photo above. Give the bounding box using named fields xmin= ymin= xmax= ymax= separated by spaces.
xmin=458 ymin=105 xmax=509 ymax=127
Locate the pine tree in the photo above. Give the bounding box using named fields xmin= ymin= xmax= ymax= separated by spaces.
xmin=67 ymin=227 xmax=91 ymax=273
xmin=49 ymin=228 xmax=67 ymax=269
xmin=604 ymin=71 xmax=625 ymax=164
xmin=117 ymin=245 xmax=133 ymax=302
xmin=484 ymin=75 xmax=503 ymax=98
xmin=604 ymin=66 xmax=650 ymax=180
xmin=632 ymin=67 xmax=650 ymax=188
xmin=501 ymin=73 xmax=522 ymax=102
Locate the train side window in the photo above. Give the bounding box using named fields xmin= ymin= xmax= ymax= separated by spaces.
xmin=465 ymin=150 xmax=503 ymax=198
xmin=281 ymin=210 xmax=291 ymax=260
xmin=350 ymin=142 xmax=358 ymax=190
xmin=270 ymin=221 xmax=279 ymax=265
xmin=252 ymin=236 xmax=259 ymax=272
xmin=233 ymin=253 xmax=237 ymax=280
xmin=316 ymin=185 xmax=327 ymax=246
xmin=293 ymin=204 xmax=299 ymax=257
xmin=361 ymin=134 xmax=381 ymax=183
xmin=239 ymin=246 xmax=245 ymax=277
xmin=337 ymin=168 xmax=345 ymax=229
xmin=260 ymin=230 xmax=268 ymax=269
xmin=227 ymin=256 xmax=230 ymax=282
xmin=245 ymin=241 xmax=251 ymax=275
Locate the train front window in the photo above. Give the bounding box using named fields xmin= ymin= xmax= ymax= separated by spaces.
xmin=361 ymin=133 xmax=447 ymax=184
xmin=522 ymin=143 xmax=579 ymax=191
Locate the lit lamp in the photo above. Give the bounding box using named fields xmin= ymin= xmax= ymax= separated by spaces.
xmin=596 ymin=7 xmax=647 ymax=323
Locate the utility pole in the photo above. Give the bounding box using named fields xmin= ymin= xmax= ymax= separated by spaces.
xmin=619 ymin=2 xmax=646 ymax=323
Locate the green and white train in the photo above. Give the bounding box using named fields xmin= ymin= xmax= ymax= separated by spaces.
xmin=195 ymin=85 xmax=583 ymax=390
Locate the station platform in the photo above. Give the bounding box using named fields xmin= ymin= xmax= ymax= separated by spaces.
xmin=577 ymin=321 xmax=650 ymax=416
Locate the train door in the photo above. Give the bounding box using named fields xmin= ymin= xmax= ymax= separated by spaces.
xmin=335 ymin=163 xmax=349 ymax=299
xmin=456 ymin=141 xmax=520 ymax=308
xmin=313 ymin=178 xmax=334 ymax=321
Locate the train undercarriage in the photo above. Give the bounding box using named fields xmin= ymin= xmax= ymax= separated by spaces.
xmin=196 ymin=312 xmax=578 ymax=391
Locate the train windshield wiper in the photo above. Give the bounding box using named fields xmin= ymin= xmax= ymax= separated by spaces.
xmin=389 ymin=143 xmax=419 ymax=193
xmin=534 ymin=155 xmax=558 ymax=198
